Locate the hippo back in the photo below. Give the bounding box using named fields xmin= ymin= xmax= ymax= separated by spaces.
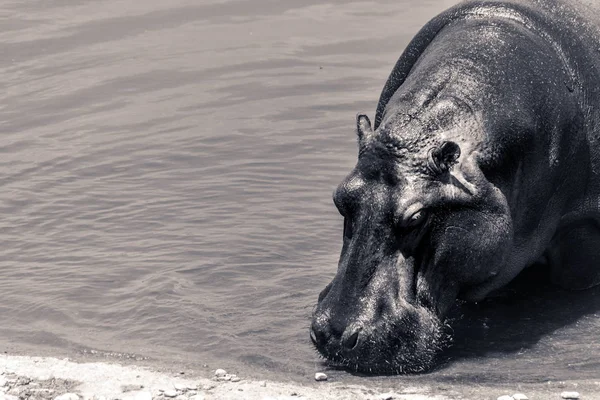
xmin=374 ymin=0 xmax=600 ymax=150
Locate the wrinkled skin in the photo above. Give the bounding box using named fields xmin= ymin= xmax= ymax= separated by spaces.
xmin=311 ymin=0 xmax=600 ymax=374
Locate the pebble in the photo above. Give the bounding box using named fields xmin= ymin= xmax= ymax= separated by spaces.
xmin=379 ymin=392 xmax=395 ymax=400
xmin=497 ymin=396 xmax=513 ymax=400
xmin=0 ymin=378 xmax=6 ymax=387
xmin=17 ymin=377 xmax=30 ymax=385
xmin=189 ymin=395 xmax=205 ymax=400
xmin=214 ymin=369 xmax=227 ymax=377
xmin=173 ymin=383 xmax=187 ymax=391
xmin=259 ymin=381 xmax=267 ymax=387
xmin=513 ymin=394 xmax=529 ymax=400
xmin=163 ymin=389 xmax=178 ymax=398
xmin=314 ymin=372 xmax=328 ymax=381
xmin=54 ymin=394 xmax=80 ymax=400
xmin=175 ymin=395 xmax=187 ymax=400
xmin=186 ymin=383 xmax=198 ymax=391
xmin=561 ymin=392 xmax=580 ymax=399
xmin=231 ymin=377 xmax=241 ymax=383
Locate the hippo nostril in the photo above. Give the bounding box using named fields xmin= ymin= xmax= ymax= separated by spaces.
xmin=342 ymin=328 xmax=361 ymax=350
xmin=310 ymin=322 xmax=331 ymax=347
xmin=310 ymin=327 xmax=318 ymax=345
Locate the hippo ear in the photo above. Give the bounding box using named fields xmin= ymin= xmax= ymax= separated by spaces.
xmin=356 ymin=113 xmax=373 ymax=141
xmin=428 ymin=141 xmax=461 ymax=174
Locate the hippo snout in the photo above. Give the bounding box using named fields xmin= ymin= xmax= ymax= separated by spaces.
xmin=311 ymin=289 xmax=448 ymax=374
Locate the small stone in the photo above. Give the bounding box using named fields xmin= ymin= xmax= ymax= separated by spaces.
xmin=173 ymin=383 xmax=187 ymax=391
xmin=54 ymin=394 xmax=80 ymax=400
xmin=189 ymin=395 xmax=205 ymax=400
xmin=175 ymin=396 xmax=187 ymax=400
xmin=0 ymin=378 xmax=7 ymax=387
xmin=497 ymin=396 xmax=513 ymax=400
xmin=214 ymin=369 xmax=227 ymax=377
xmin=163 ymin=389 xmax=178 ymax=398
xmin=122 ymin=384 xmax=144 ymax=392
xmin=231 ymin=377 xmax=241 ymax=382
xmin=186 ymin=384 xmax=198 ymax=391
xmin=379 ymin=393 xmax=395 ymax=400
xmin=218 ymin=374 xmax=231 ymax=381
xmin=201 ymin=384 xmax=215 ymax=391
xmin=513 ymin=394 xmax=529 ymax=400
xmin=259 ymin=381 xmax=267 ymax=387
xmin=17 ymin=377 xmax=31 ymax=385
xmin=561 ymin=392 xmax=580 ymax=399
xmin=314 ymin=372 xmax=328 ymax=381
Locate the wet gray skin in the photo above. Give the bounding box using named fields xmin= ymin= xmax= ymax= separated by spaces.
xmin=311 ymin=0 xmax=600 ymax=374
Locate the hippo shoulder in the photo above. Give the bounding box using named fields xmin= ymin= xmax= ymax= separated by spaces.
xmin=374 ymin=0 xmax=600 ymax=130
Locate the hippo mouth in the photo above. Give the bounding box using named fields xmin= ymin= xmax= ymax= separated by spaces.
xmin=311 ymin=303 xmax=450 ymax=374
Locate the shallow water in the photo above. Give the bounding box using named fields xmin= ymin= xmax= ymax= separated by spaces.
xmin=1 ymin=0 xmax=599 ymax=389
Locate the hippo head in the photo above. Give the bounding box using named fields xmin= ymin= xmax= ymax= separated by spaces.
xmin=311 ymin=113 xmax=514 ymax=374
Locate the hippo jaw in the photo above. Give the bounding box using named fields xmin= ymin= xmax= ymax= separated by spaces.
xmin=310 ymin=228 xmax=455 ymax=374
xmin=310 ymin=114 xmax=513 ymax=374
xmin=311 ymin=275 xmax=450 ymax=374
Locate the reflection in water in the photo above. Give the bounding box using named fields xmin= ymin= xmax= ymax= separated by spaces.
xmin=445 ymin=266 xmax=600 ymax=382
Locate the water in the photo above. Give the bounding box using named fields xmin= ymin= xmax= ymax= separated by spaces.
xmin=1 ymin=0 xmax=599 ymax=390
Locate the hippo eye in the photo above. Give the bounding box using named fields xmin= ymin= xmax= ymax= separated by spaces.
xmin=405 ymin=209 xmax=428 ymax=228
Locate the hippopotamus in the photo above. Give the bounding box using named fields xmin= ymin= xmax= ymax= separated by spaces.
xmin=310 ymin=0 xmax=600 ymax=374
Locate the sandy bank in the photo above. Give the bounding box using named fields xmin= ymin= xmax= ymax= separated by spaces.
xmin=0 ymin=355 xmax=448 ymax=400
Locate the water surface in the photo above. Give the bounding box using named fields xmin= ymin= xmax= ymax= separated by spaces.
xmin=1 ymin=0 xmax=599 ymax=391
